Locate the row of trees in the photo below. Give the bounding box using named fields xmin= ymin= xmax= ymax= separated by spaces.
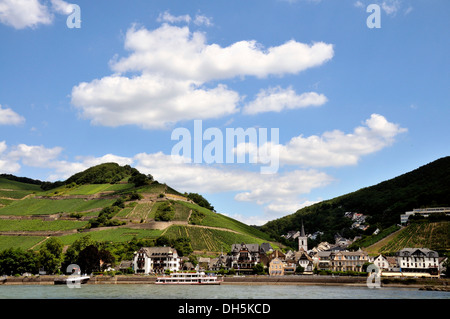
xmin=0 ymin=236 xmax=116 ymax=276
xmin=0 ymin=234 xmax=195 ymax=276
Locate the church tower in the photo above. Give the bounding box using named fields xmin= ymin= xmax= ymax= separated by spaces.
xmin=298 ymin=221 xmax=308 ymax=252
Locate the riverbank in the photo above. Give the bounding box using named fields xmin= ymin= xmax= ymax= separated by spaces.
xmin=1 ymin=275 xmax=449 ymax=290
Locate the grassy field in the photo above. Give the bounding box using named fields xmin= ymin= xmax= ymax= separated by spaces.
xmin=57 ymin=228 xmax=164 ymax=246
xmin=0 ymin=198 xmax=115 ymax=216
xmin=0 ymin=219 xmax=87 ymax=231
xmin=0 ymin=178 xmax=42 ymax=191
xmin=0 ymin=236 xmax=45 ymax=251
xmin=0 ymin=178 xmax=42 ymax=200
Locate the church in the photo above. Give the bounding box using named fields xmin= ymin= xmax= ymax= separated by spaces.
xmin=296 ymin=221 xmax=314 ymax=272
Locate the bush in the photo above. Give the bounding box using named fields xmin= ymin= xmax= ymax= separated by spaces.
xmin=154 ymin=202 xmax=175 ymax=221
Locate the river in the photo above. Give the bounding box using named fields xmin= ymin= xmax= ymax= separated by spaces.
xmin=0 ymin=283 xmax=448 ymax=299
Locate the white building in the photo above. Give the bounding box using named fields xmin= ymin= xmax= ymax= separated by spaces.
xmin=397 ymin=248 xmax=439 ymax=276
xmin=400 ymin=207 xmax=450 ymax=224
xmin=133 ymin=247 xmax=181 ymax=274
xmin=373 ymin=254 xmax=397 ymax=271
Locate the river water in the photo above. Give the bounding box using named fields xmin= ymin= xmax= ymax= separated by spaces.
xmin=0 ymin=284 xmax=448 ymax=299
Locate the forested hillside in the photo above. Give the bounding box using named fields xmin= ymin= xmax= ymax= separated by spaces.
xmin=260 ymin=157 xmax=450 ymax=247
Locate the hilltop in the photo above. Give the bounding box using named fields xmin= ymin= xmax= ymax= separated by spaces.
xmin=0 ymin=163 xmax=279 ymax=255
xmin=259 ymin=156 xmax=450 ymax=254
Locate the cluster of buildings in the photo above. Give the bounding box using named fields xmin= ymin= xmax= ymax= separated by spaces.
xmin=344 ymin=212 xmax=369 ymax=231
xmin=400 ymin=207 xmax=450 ymax=225
xmin=128 ymin=221 xmax=447 ymax=278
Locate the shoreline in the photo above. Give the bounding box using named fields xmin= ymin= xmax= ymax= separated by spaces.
xmin=1 ymin=275 xmax=448 ymax=291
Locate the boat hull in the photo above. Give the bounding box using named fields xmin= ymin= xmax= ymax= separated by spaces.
xmin=155 ymin=272 xmax=222 ymax=285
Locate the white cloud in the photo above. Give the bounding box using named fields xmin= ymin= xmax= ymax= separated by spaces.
xmin=7 ymin=144 xmax=63 ymax=167
xmin=0 ymin=0 xmax=76 ymax=29
xmin=354 ymin=1 xmax=364 ymax=8
xmin=0 ymin=0 xmax=52 ymax=29
xmin=240 ymin=114 xmax=407 ymax=167
xmin=0 ymin=105 xmax=25 ymax=125
xmin=71 ymin=74 xmax=240 ymax=129
xmin=278 ymin=113 xmax=407 ymax=166
xmin=243 ymin=86 xmax=327 ymax=115
xmin=111 ymin=24 xmax=334 ymax=82
xmin=50 ymin=0 xmax=74 ymax=15
xmin=0 ymin=141 xmax=21 ymax=173
xmin=381 ymin=0 xmax=401 ymax=16
xmin=71 ymin=23 xmax=333 ymax=129
xmin=193 ymin=14 xmax=213 ymax=27
xmin=157 ymin=11 xmax=191 ymax=24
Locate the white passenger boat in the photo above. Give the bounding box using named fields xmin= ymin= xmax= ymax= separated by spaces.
xmin=155 ymin=272 xmax=222 ymax=285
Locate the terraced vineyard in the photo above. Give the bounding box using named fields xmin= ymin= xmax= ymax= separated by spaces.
xmin=364 ymin=221 xmax=450 ymax=255
xmin=0 ymin=197 xmax=115 ymax=216
xmin=163 ymin=225 xmax=279 ymax=253
xmin=380 ymin=221 xmax=449 ymax=253
xmin=0 ymin=165 xmax=281 ymax=254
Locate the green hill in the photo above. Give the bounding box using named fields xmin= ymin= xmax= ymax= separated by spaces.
xmin=259 ymin=156 xmax=450 ymax=252
xmin=0 ymin=163 xmax=279 ymax=255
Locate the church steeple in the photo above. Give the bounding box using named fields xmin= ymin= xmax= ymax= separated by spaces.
xmin=301 ymin=220 xmax=306 ymax=237
xmin=298 ymin=220 xmax=308 ymax=252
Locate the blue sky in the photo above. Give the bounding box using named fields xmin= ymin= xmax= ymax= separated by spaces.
xmin=0 ymin=0 xmax=448 ymax=225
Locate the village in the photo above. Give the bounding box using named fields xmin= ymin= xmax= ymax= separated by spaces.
xmin=128 ymin=221 xmax=448 ymax=279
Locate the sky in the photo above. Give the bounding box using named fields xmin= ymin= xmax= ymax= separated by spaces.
xmin=0 ymin=0 xmax=448 ymax=226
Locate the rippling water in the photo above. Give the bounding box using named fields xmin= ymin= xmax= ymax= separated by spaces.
xmin=0 ymin=284 xmax=448 ymax=299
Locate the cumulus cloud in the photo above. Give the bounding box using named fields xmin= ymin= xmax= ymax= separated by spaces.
xmin=71 ymin=75 xmax=240 ymax=129
xmin=243 ymin=86 xmax=327 ymax=115
xmin=110 ymin=24 xmax=334 ymax=82
xmin=50 ymin=0 xmax=75 ymax=15
xmin=238 ymin=114 xmax=407 ymax=167
xmin=0 ymin=0 xmax=74 ymax=29
xmin=7 ymin=144 xmax=63 ymax=167
xmin=0 ymin=105 xmax=25 ymax=125
xmin=157 ymin=11 xmax=191 ymax=24
xmin=0 ymin=0 xmax=52 ymax=29
xmin=71 ymin=23 xmax=333 ymax=129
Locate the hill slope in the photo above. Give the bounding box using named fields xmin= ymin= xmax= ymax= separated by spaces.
xmin=260 ymin=156 xmax=450 ymax=249
xmin=0 ymin=163 xmax=279 ymax=253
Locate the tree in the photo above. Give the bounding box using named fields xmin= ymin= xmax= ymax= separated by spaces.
xmin=38 ymin=237 xmax=64 ymax=274
xmin=77 ymin=245 xmax=100 ymax=274
xmin=129 ymin=173 xmax=151 ymax=187
xmin=443 ymin=256 xmax=450 ymax=277
xmin=295 ymin=265 xmax=304 ymax=274
xmin=62 ymin=235 xmax=96 ymax=270
xmin=99 ymin=249 xmax=115 ymax=271
xmin=0 ymin=248 xmax=38 ymax=275
xmin=252 ymin=263 xmax=265 ymax=275
xmin=186 ymin=193 xmax=215 ymax=212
